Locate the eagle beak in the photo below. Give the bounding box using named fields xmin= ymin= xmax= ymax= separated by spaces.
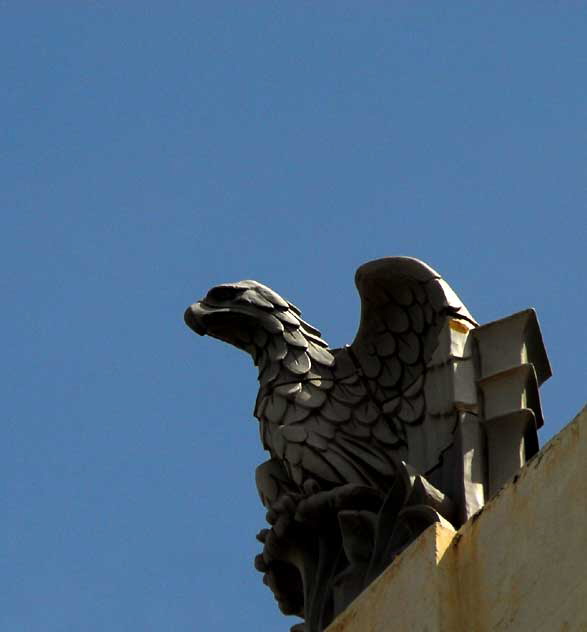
xmin=184 ymin=304 xmax=207 ymax=335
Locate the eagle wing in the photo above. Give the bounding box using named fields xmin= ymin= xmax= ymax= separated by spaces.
xmin=256 ymin=257 xmax=476 ymax=490
xmin=350 ymin=257 xmax=476 ymax=477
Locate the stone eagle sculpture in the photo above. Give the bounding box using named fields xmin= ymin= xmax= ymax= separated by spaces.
xmin=184 ymin=257 xmax=550 ymax=632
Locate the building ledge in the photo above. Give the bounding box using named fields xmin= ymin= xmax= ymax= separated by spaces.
xmin=327 ymin=405 xmax=587 ymax=632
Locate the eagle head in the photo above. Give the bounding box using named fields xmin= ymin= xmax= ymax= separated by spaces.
xmin=184 ymin=280 xmax=302 ymax=355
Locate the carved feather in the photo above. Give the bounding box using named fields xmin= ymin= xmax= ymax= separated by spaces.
xmin=185 ymin=257 xmax=477 ymax=492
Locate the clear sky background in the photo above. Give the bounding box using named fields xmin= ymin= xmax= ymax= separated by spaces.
xmin=2 ymin=3 xmax=586 ymax=631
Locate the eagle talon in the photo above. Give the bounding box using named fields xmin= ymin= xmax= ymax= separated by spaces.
xmin=266 ymin=509 xmax=278 ymax=525
xmin=254 ymin=553 xmax=268 ymax=572
xmin=295 ymin=484 xmax=385 ymax=528
xmin=302 ymin=479 xmax=320 ymax=495
xmin=256 ymin=528 xmax=269 ymax=543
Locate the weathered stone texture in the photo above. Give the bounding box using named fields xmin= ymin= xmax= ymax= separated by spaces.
xmin=327 ymin=406 xmax=587 ymax=632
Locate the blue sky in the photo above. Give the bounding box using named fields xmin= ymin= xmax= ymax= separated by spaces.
xmin=2 ymin=4 xmax=586 ymax=631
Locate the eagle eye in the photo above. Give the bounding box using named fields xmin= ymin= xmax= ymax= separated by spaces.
xmin=207 ymin=285 xmax=243 ymax=302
